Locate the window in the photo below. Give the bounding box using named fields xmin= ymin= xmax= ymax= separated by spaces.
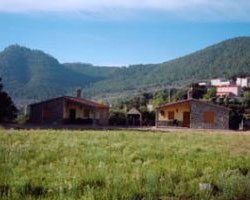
xmin=203 ymin=112 xmax=215 ymax=124
xmin=160 ymin=110 xmax=165 ymax=117
xmin=168 ymin=111 xmax=175 ymax=120
xmin=69 ymin=109 xmax=76 ymax=120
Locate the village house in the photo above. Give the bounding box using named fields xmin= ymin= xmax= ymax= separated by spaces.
xmin=198 ymin=82 xmax=210 ymax=87
xmin=216 ymin=85 xmax=242 ymax=97
xmin=208 ymin=77 xmax=244 ymax=97
xmin=156 ymin=98 xmax=230 ymax=130
xmin=29 ymin=89 xmax=109 ymax=125
xmin=211 ymin=78 xmax=232 ymax=87
xmin=236 ymin=77 xmax=250 ymax=87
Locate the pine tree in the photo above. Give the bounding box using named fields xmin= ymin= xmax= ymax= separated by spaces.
xmin=0 ymin=77 xmax=18 ymax=123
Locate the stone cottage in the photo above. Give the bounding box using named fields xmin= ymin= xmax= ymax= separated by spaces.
xmin=156 ymin=99 xmax=230 ymax=130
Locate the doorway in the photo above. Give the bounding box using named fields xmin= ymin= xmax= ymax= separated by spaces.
xmin=69 ymin=109 xmax=76 ymax=122
xmin=183 ymin=112 xmax=190 ymax=127
xmin=128 ymin=114 xmax=141 ymax=126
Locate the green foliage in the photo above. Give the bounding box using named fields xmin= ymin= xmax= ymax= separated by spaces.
xmin=152 ymin=92 xmax=167 ymax=107
xmin=111 ymin=92 xmax=155 ymax=125
xmin=1 ymin=130 xmax=250 ymax=199
xmin=203 ymin=88 xmax=217 ymax=100
xmin=0 ymin=77 xmax=17 ymax=123
xmin=2 ymin=37 xmax=250 ymax=106
xmin=142 ymin=111 xmax=155 ymax=126
xmin=113 ymin=93 xmax=152 ymax=112
xmin=243 ymin=91 xmax=250 ymax=107
xmin=173 ymin=88 xmax=187 ymax=101
xmin=109 ymin=112 xmax=127 ymax=126
xmin=0 ymin=45 xmax=100 ymax=106
xmin=229 ymin=109 xmax=243 ymax=130
xmin=190 ymin=83 xmax=207 ymax=99
xmin=15 ymin=113 xmax=29 ymax=125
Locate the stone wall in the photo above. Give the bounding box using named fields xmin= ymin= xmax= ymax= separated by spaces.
xmin=190 ymin=101 xmax=229 ymax=130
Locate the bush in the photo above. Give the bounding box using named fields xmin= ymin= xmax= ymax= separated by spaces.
xmin=16 ymin=114 xmax=29 ymax=125
xmin=109 ymin=112 xmax=127 ymax=126
xmin=142 ymin=111 xmax=155 ymax=126
xmin=0 ymin=77 xmax=18 ymax=123
xmin=229 ymin=110 xmax=243 ymax=130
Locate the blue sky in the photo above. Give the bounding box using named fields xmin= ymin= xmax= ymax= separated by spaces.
xmin=1 ymin=0 xmax=250 ymax=66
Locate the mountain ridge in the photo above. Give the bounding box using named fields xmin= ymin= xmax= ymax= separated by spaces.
xmin=1 ymin=36 xmax=250 ymax=106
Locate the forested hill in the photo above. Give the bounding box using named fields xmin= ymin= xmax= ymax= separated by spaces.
xmin=1 ymin=37 xmax=250 ymax=106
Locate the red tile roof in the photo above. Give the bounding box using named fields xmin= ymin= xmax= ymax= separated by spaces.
xmin=30 ymin=96 xmax=109 ymax=109
xmin=156 ymin=98 xmax=230 ymax=111
xmin=127 ymin=108 xmax=141 ymax=115
xmin=64 ymin=96 xmax=109 ymax=108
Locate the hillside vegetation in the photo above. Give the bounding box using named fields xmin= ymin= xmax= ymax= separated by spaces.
xmin=1 ymin=37 xmax=250 ymax=105
xmin=1 ymin=129 xmax=250 ymax=199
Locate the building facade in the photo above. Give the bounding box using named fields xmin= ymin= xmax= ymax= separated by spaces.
xmin=156 ymin=99 xmax=230 ymax=130
xmin=211 ymin=78 xmax=232 ymax=87
xmin=216 ymin=85 xmax=242 ymax=97
xmin=236 ymin=77 xmax=250 ymax=88
xmin=29 ymin=96 xmax=109 ymax=125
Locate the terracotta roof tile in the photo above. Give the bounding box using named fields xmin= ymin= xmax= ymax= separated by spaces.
xmin=64 ymin=96 xmax=109 ymax=108
xmin=127 ymin=108 xmax=141 ymax=115
xmin=156 ymin=98 xmax=230 ymax=111
xmin=30 ymin=96 xmax=109 ymax=109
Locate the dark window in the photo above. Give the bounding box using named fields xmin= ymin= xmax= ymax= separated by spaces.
xmin=160 ymin=110 xmax=165 ymax=116
xmin=168 ymin=111 xmax=175 ymax=120
xmin=203 ymin=112 xmax=215 ymax=123
xmin=69 ymin=109 xmax=76 ymax=121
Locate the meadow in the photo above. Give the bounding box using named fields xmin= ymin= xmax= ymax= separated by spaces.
xmin=1 ymin=129 xmax=250 ymax=200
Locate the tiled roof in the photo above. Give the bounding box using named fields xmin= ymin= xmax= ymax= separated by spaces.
xmin=30 ymin=96 xmax=109 ymax=109
xmin=156 ymin=99 xmax=192 ymax=109
xmin=156 ymin=98 xmax=230 ymax=111
xmin=64 ymin=96 xmax=109 ymax=108
xmin=127 ymin=108 xmax=141 ymax=115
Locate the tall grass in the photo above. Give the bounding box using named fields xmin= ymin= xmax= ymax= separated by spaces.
xmin=1 ymin=129 xmax=250 ymax=199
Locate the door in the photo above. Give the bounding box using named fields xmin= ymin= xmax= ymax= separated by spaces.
xmin=69 ymin=109 xmax=76 ymax=121
xmin=183 ymin=112 xmax=190 ymax=127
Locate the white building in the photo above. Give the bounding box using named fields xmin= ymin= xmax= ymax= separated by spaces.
xmin=217 ymin=85 xmax=242 ymax=97
xmin=198 ymin=82 xmax=209 ymax=86
xmin=211 ymin=78 xmax=232 ymax=86
xmin=236 ymin=77 xmax=250 ymax=88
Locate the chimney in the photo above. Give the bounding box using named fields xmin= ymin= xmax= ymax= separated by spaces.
xmin=187 ymin=87 xmax=193 ymax=99
xmin=76 ymin=88 xmax=82 ymax=98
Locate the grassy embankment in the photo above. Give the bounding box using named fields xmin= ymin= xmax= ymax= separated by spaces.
xmin=1 ymin=129 xmax=250 ymax=199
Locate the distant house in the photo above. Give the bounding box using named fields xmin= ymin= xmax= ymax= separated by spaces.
xmin=236 ymin=77 xmax=250 ymax=88
xmin=156 ymin=99 xmax=230 ymax=130
xmin=211 ymin=78 xmax=232 ymax=86
xmin=29 ymin=89 xmax=109 ymax=125
xmin=198 ymin=82 xmax=210 ymax=87
xmin=216 ymin=85 xmax=242 ymax=97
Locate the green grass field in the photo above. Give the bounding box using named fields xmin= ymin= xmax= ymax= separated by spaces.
xmin=1 ymin=129 xmax=250 ymax=200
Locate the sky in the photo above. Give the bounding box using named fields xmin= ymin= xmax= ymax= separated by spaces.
xmin=1 ymin=0 xmax=250 ymax=66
